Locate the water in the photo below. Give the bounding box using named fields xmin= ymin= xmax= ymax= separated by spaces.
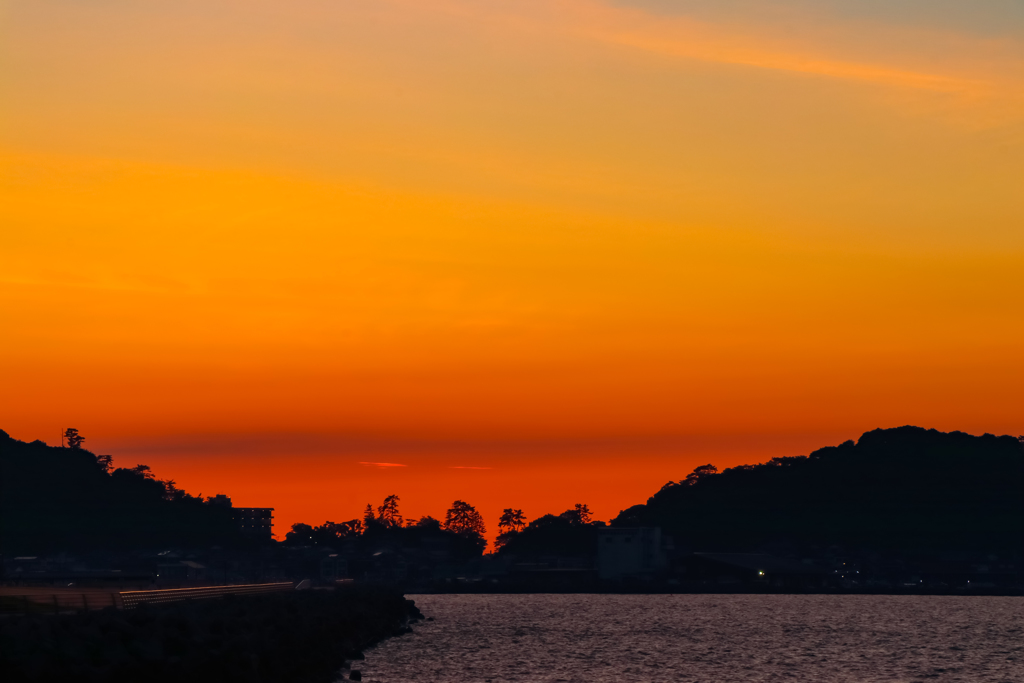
xmin=356 ymin=594 xmax=1023 ymax=683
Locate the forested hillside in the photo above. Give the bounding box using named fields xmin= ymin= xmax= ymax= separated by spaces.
xmin=614 ymin=427 xmax=1024 ymax=560
xmin=0 ymin=430 xmax=242 ymax=554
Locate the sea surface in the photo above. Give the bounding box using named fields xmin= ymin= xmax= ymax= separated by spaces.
xmin=354 ymin=594 xmax=1023 ymax=683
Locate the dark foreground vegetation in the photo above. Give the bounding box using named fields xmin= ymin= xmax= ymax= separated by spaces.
xmin=0 ymin=586 xmax=421 ymax=683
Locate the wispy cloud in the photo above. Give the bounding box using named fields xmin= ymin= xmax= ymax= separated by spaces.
xmin=359 ymin=462 xmax=408 ymax=468
xmin=571 ymin=0 xmax=995 ymax=94
xmin=399 ymin=0 xmax=1024 ymax=118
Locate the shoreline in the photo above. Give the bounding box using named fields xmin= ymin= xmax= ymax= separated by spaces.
xmin=402 ymin=582 xmax=1024 ymax=597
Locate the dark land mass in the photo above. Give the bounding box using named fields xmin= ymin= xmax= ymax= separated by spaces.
xmin=486 ymin=426 xmax=1023 ymax=591
xmin=1 ymin=425 xmax=1022 ymax=592
xmin=612 ymin=426 xmax=1023 ymax=560
xmin=0 ymin=430 xmax=244 ymax=554
xmin=0 ymin=585 xmax=420 ymax=683
xmin=7 ymin=426 xmax=1019 ymax=680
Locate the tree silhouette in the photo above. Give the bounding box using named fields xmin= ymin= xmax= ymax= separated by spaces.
xmin=495 ymin=508 xmax=527 ymax=550
xmin=95 ymin=454 xmax=113 ymax=473
xmin=284 ymin=519 xmax=363 ymax=546
xmin=162 ymin=479 xmax=184 ymax=501
xmin=444 ymin=500 xmax=486 ymax=537
xmin=316 ymin=520 xmax=363 ymax=544
xmin=497 ymin=511 xmax=603 ymax=557
xmin=337 ymin=519 xmax=364 ymax=536
xmin=63 ymin=428 xmax=84 ymax=449
xmin=574 ymin=503 xmax=592 ymax=525
xmin=285 ymin=523 xmax=315 ymax=545
xmin=377 ymin=494 xmax=403 ymax=527
xmin=558 ymin=503 xmax=594 ymax=525
xmin=683 ymin=463 xmax=718 ymax=486
xmin=410 ymin=515 xmax=441 ymax=530
xmin=128 ymin=464 xmax=155 ymax=479
xmin=498 ymin=508 xmax=527 ymax=533
xmin=363 ymin=504 xmax=376 ymax=525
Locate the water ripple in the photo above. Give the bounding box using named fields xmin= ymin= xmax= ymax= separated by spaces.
xmin=357 ymin=594 xmax=1024 ymax=683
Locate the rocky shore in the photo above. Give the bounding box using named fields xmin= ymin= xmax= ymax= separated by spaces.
xmin=0 ymin=585 xmax=421 ymax=683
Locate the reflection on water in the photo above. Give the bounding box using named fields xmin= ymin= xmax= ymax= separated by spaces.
xmin=357 ymin=594 xmax=1023 ymax=683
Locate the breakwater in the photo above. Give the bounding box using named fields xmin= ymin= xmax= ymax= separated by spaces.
xmin=0 ymin=585 xmax=422 ymax=683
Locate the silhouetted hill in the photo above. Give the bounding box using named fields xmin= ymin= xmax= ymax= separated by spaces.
xmin=614 ymin=427 xmax=1024 ymax=561
xmin=0 ymin=431 xmax=243 ymax=554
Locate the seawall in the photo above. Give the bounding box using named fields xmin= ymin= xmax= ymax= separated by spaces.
xmin=0 ymin=585 xmax=421 ymax=683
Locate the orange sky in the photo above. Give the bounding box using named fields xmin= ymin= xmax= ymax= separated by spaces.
xmin=2 ymin=0 xmax=1023 ymax=543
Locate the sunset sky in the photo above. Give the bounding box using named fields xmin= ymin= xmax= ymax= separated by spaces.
xmin=3 ymin=0 xmax=1023 ymax=541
